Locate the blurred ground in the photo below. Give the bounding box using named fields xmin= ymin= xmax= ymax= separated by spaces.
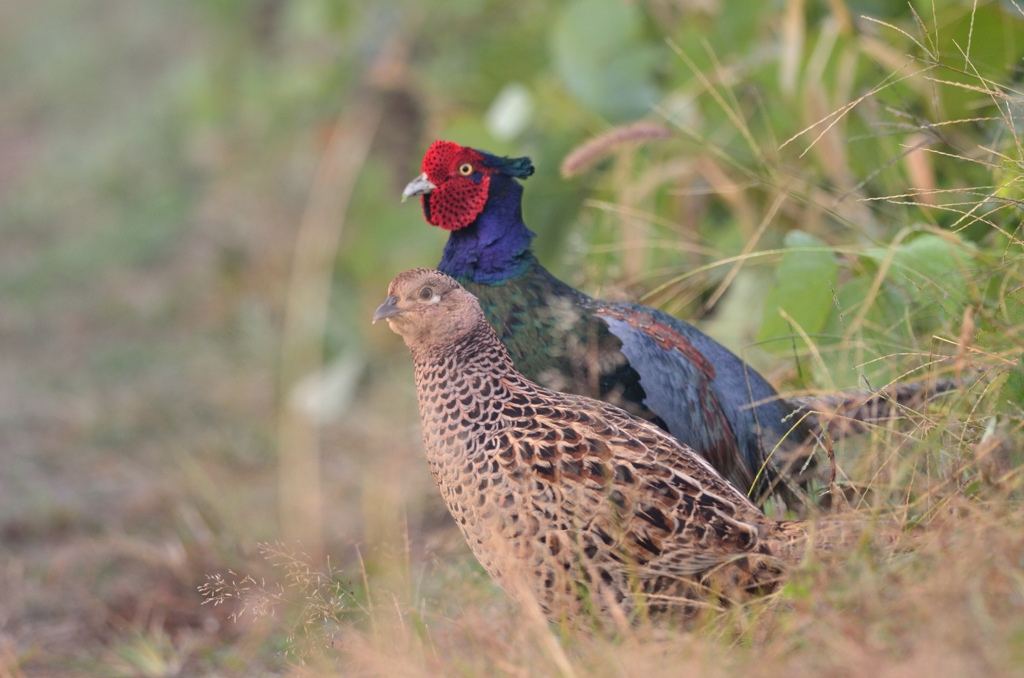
xmin=0 ymin=2 xmax=431 ymax=673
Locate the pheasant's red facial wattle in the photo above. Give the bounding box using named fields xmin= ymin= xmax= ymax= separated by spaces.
xmin=420 ymin=140 xmax=493 ymax=231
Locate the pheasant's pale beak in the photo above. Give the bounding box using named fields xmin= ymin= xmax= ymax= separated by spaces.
xmin=402 ymin=173 xmax=437 ymax=202
xmin=372 ymin=295 xmax=404 ymax=323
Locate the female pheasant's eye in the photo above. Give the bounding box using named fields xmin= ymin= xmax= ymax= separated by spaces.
xmin=419 ymin=287 xmax=434 ymax=300
xmin=458 ymin=163 xmax=473 ymax=176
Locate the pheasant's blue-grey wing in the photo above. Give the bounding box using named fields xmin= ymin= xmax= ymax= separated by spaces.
xmin=597 ymin=303 xmax=804 ymax=496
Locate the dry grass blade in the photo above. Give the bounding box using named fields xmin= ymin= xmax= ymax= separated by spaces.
xmin=922 ymin=76 xmax=1013 ymax=100
xmin=954 ymin=306 xmax=976 ymax=378
xmin=639 ymin=245 xmax=859 ymax=303
xmin=701 ymin=191 xmax=786 ymax=313
xmin=846 ymin=116 xmax=1002 ymax=140
xmin=860 ymin=15 xmax=932 ymax=59
xmin=908 ymin=2 xmax=937 ymax=59
xmin=583 ymin=199 xmax=718 ymax=254
xmin=872 ymin=194 xmax=1024 ymax=247
xmin=508 ymin=575 xmax=579 ymax=678
xmin=780 ymin=65 xmax=932 ymax=155
xmin=277 ymin=99 xmax=383 ymax=558
xmin=779 ymin=0 xmax=805 ymax=96
xmin=666 ymin=39 xmax=767 ymax=169
xmin=822 ymin=431 xmax=851 ymax=511
xmin=777 ymin=307 xmax=835 ymax=390
xmin=965 ymin=0 xmax=979 ymax=70
xmin=834 ymin=134 xmax=937 ymax=207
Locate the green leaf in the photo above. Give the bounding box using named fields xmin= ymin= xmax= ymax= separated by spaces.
xmin=863 ymin=234 xmax=976 ymax=327
xmin=818 ymin=273 xmax=911 ymax=389
xmin=1000 ymin=355 xmax=1024 ymax=413
xmin=757 ymin=231 xmax=839 ymax=354
xmin=550 ymin=0 xmax=660 ymax=121
xmin=1005 ymin=286 xmax=1024 ymax=328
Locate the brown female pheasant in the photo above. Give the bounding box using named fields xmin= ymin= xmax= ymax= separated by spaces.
xmin=374 ymin=268 xmax=816 ymax=622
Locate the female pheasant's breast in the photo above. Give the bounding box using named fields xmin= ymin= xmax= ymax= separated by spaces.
xmin=414 ymin=367 xmax=554 ymax=574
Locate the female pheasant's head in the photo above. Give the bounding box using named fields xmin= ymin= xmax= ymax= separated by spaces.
xmin=372 ymin=268 xmax=487 ymax=350
xmin=403 ymin=140 xmax=535 ymax=231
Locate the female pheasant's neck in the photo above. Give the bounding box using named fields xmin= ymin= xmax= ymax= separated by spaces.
xmin=411 ymin=323 xmax=517 ymax=382
xmin=438 ymin=174 xmax=537 ymax=285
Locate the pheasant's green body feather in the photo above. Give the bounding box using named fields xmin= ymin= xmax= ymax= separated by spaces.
xmin=456 ymin=256 xmax=638 ymax=415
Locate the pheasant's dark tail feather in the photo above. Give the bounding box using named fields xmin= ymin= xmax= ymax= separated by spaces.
xmin=788 ymin=377 xmax=960 ymax=439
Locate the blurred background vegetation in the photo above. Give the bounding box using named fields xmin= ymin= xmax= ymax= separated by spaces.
xmin=2 ymin=0 xmax=1023 ymax=675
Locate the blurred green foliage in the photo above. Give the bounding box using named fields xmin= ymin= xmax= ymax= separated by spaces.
xmin=551 ymin=0 xmax=661 ymax=121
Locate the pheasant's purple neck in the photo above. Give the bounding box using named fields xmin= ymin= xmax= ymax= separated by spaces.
xmin=437 ymin=174 xmax=536 ymax=285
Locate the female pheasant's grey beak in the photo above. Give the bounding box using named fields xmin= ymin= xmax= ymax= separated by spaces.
xmin=372 ymin=295 xmax=403 ymax=323
xmin=402 ymin=173 xmax=436 ymax=202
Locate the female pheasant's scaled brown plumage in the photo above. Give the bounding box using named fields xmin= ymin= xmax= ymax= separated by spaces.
xmin=375 ymin=268 xmax=819 ymax=622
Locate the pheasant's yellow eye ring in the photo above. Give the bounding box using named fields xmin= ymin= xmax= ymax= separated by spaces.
xmin=458 ymin=163 xmax=474 ymax=176
xmin=419 ymin=287 xmax=434 ymax=300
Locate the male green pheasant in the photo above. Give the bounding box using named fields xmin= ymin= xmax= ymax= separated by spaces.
xmin=374 ymin=268 xmax=816 ymax=622
xmin=402 ymin=140 xmax=954 ymax=503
